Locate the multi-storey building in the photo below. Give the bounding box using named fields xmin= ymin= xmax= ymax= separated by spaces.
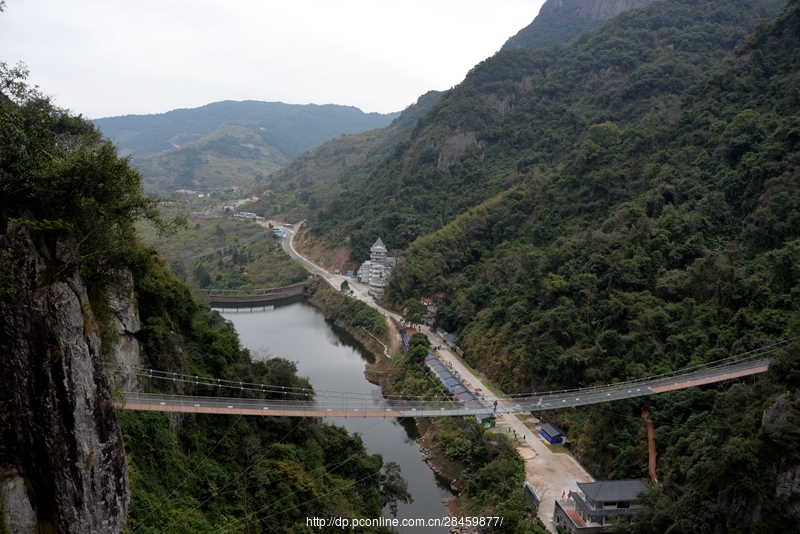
xmin=554 ymin=480 xmax=648 ymax=533
xmin=357 ymin=238 xmax=392 ymax=299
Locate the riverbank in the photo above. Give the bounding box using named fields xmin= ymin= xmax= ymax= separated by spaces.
xmin=306 ymin=279 xmax=391 ymax=359
xmin=304 ymin=282 xmax=546 ymax=534
xmin=304 ymin=283 xmax=475 ymax=523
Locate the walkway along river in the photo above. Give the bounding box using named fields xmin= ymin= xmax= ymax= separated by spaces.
xmin=219 ymin=296 xmax=453 ymax=532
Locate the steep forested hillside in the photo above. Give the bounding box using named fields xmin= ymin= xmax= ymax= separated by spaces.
xmin=389 ymin=0 xmax=799 ymax=391
xmin=502 ymin=0 xmax=656 ymax=51
xmin=246 ymin=91 xmax=441 ymax=223
xmin=294 ymin=0 xmax=800 ymax=530
xmin=309 ymin=0 xmax=777 ymax=260
xmin=378 ymin=0 xmax=800 ymax=530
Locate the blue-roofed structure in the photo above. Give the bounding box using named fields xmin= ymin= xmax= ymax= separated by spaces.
xmin=443 ymin=377 xmax=461 ymax=391
xmin=540 ymin=423 xmax=566 ymax=445
xmin=451 ymin=385 xmax=469 ymax=395
xmin=420 ymin=353 xmax=492 ymax=418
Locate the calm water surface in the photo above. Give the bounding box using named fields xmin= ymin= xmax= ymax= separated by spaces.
xmin=220 ymin=297 xmax=453 ymax=532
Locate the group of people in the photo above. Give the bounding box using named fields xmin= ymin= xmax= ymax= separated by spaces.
xmin=505 ymin=427 xmax=526 ymax=441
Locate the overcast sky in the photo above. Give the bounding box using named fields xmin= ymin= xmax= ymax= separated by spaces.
xmin=1 ymin=0 xmax=546 ymax=119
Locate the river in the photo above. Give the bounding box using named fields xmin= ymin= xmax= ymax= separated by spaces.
xmin=219 ymin=296 xmax=453 ymax=532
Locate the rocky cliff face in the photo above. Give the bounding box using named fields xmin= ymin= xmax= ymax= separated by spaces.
xmin=107 ymin=272 xmax=142 ymax=394
xmin=0 ymin=221 xmax=129 ymax=533
xmin=502 ymin=0 xmax=656 ymax=50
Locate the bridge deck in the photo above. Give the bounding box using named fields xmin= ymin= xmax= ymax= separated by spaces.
xmin=117 ymin=358 xmax=771 ymax=417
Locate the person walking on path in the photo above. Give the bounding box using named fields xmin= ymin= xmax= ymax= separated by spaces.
xmin=493 ymin=400 xmax=498 ymax=412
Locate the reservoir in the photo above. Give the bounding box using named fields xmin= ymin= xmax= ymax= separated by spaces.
xmin=220 ymin=296 xmax=453 ymax=532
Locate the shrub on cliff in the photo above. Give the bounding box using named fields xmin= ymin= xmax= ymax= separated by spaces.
xmin=0 ymin=62 xmax=181 ymax=295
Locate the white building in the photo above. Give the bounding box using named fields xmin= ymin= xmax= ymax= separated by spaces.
xmin=360 ymin=237 xmax=392 ymax=299
xmin=357 ymin=261 xmax=372 ymax=283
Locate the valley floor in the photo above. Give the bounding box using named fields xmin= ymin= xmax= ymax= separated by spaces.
xmin=277 ymin=221 xmax=595 ymax=533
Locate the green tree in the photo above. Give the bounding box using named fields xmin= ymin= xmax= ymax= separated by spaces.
xmin=193 ymin=263 xmax=212 ymax=288
xmin=409 ymin=332 xmax=430 ymax=350
xmin=402 ymin=298 xmax=427 ymax=324
xmin=0 ymin=62 xmax=181 ymax=295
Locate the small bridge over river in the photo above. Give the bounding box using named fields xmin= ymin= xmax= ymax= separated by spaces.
xmin=202 ymin=282 xmax=307 ymax=307
xmin=114 ymin=340 xmax=786 ymax=418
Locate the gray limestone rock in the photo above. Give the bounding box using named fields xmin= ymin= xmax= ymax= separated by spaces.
xmin=0 ymin=469 xmax=37 ymax=534
xmin=0 ymin=222 xmax=129 ymax=533
xmin=107 ymin=271 xmax=143 ymax=393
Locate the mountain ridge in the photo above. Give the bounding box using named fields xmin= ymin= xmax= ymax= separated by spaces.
xmin=246 ymin=90 xmax=443 ymax=223
xmin=502 ymin=0 xmax=657 ymax=51
xmin=94 ymin=100 xmax=399 ymax=157
xmin=94 ymin=100 xmax=400 ymax=192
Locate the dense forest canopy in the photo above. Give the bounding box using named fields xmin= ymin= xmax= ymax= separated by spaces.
xmin=387 ymin=0 xmax=800 ymax=392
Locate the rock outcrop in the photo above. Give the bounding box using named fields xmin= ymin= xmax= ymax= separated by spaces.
xmin=107 ymin=272 xmax=142 ymax=393
xmin=502 ymin=0 xmax=656 ymax=51
xmin=0 ymin=222 xmax=129 ymax=533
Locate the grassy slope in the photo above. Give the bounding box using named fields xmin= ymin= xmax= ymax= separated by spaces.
xmin=132 ymin=125 xmax=286 ymax=192
xmin=140 ymin=215 xmax=306 ymax=290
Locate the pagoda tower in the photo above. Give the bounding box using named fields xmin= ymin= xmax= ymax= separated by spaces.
xmin=368 ymin=237 xmax=389 ymax=298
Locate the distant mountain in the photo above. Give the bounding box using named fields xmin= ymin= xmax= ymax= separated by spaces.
xmin=129 ymin=124 xmax=287 ymax=192
xmin=502 ymin=0 xmax=656 ymax=50
xmin=93 ymin=101 xmax=399 ymax=192
xmin=246 ymin=90 xmax=442 ymax=223
xmin=94 ymin=100 xmax=399 ymax=157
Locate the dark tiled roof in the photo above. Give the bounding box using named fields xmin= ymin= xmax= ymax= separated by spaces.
xmin=573 ymin=493 xmax=644 ymax=517
xmin=540 ymin=423 xmax=565 ymax=438
xmin=577 ymin=480 xmax=648 ymax=503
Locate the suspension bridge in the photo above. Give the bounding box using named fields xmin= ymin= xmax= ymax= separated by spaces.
xmin=113 ymin=339 xmax=788 ymax=418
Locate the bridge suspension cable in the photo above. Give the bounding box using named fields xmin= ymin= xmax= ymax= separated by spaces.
xmin=105 ymin=337 xmax=795 ymax=404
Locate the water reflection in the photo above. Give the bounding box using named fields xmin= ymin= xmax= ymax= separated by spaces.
xmin=219 ymin=297 xmax=453 ymax=533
